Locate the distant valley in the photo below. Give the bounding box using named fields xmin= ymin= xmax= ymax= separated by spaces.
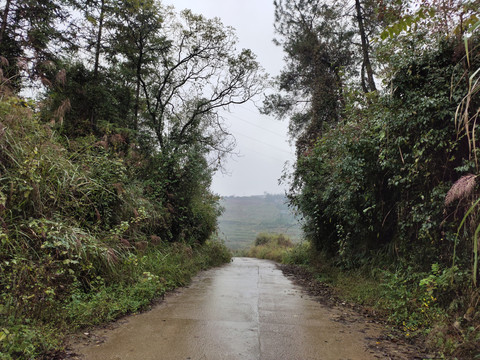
xmin=217 ymin=194 xmax=303 ymax=250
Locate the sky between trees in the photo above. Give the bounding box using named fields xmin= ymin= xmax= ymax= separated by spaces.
xmin=164 ymin=0 xmax=294 ymax=196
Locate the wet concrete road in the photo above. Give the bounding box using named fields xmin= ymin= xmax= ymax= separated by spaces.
xmin=74 ymin=258 xmax=380 ymax=360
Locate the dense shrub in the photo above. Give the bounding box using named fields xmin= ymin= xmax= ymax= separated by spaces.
xmin=282 ymin=242 xmax=311 ymax=265
xmin=254 ymin=232 xmax=293 ymax=247
xmin=247 ymin=233 xmax=294 ymax=262
xmin=282 ymin=35 xmax=480 ymax=357
xmin=290 ymin=40 xmax=469 ymax=268
xmin=0 ymin=95 xmax=230 ymax=359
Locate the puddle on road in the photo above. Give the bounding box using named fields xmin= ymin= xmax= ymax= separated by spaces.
xmin=71 ymin=258 xmax=385 ymax=360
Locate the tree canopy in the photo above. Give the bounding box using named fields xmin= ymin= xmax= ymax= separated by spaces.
xmin=0 ymin=3 xmax=263 ymax=355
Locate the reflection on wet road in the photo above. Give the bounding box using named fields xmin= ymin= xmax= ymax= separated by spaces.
xmin=74 ymin=257 xmax=379 ymax=360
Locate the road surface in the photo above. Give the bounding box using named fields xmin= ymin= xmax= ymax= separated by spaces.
xmin=72 ymin=257 xmax=382 ymax=360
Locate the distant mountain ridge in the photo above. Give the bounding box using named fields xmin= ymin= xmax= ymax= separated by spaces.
xmin=217 ymin=194 xmax=302 ymax=250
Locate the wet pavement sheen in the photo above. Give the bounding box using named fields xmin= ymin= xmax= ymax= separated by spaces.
xmin=75 ymin=257 xmax=379 ymax=360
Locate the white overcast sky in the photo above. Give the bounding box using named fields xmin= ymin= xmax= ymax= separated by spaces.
xmin=164 ymin=0 xmax=294 ymax=197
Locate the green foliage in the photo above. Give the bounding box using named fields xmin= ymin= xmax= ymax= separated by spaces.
xmin=0 ymin=324 xmax=60 ymax=360
xmin=254 ymin=232 xmax=293 ymax=247
xmin=63 ymin=240 xmax=231 ymax=329
xmin=0 ymin=0 xmax=72 ymax=90
xmin=0 ymin=1 xmax=257 ymax=358
xmin=379 ymin=267 xmax=447 ymax=338
xmin=266 ymin=0 xmax=355 ymax=149
xmin=246 ymin=233 xmax=294 ymax=262
xmin=41 ymin=62 xmax=135 ymax=135
xmin=0 ymin=240 xmax=230 ymax=359
xmin=0 ymin=94 xmax=231 ymax=359
xmin=288 ymin=39 xmax=466 ymax=268
xmin=139 ymin=148 xmax=222 ymax=245
xmin=379 ymin=7 xmax=436 ymax=40
xmin=274 ymin=2 xmax=480 ymax=354
xmin=282 ymin=241 xmax=311 ymax=265
xmin=254 ymin=232 xmax=287 ymax=247
xmin=450 ymin=20 xmax=480 ymax=289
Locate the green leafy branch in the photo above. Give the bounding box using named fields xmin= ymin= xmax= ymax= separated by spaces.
xmin=379 ymin=8 xmax=436 ymax=40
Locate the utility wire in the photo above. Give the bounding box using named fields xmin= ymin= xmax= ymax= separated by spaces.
xmin=235 ymin=146 xmax=288 ymax=163
xmin=227 ymin=113 xmax=286 ymax=138
xmin=234 ymin=130 xmax=293 ymax=155
xmin=237 ymin=104 xmax=286 ymax=124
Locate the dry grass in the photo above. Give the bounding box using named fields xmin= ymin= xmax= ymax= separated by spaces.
xmin=247 ymin=233 xmax=294 ymax=262
xmin=445 ymin=174 xmax=477 ymax=206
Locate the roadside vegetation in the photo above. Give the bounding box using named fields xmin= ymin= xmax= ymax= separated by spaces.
xmin=243 ymin=233 xmax=294 ymax=262
xmin=0 ymin=88 xmax=232 ymax=360
xmin=2 ymin=0 xmax=480 ymax=358
xmin=260 ymin=1 xmax=480 ymax=357
xmin=243 ymin=232 xmax=311 ymax=265
xmin=247 ymin=239 xmax=475 ymax=357
xmin=0 ymin=1 xmax=252 ymax=358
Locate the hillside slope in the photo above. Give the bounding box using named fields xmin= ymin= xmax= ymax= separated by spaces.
xmin=218 ymin=194 xmax=302 ymax=249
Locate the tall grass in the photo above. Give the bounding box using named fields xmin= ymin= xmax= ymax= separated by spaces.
xmin=0 ymin=240 xmax=231 ymax=359
xmin=245 ymin=232 xmax=309 ymax=263
xmin=0 ymin=94 xmax=232 ymax=359
xmin=450 ymin=20 xmax=480 ymax=288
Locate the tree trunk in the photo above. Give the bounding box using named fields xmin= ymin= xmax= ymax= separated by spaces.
xmin=0 ymin=0 xmax=12 ymax=45
xmin=93 ymin=0 xmax=105 ymax=78
xmin=360 ymin=62 xmax=368 ymax=94
xmin=91 ymin=0 xmax=105 ymax=130
xmin=355 ymin=0 xmax=376 ymax=92
xmin=134 ymin=50 xmax=143 ymax=131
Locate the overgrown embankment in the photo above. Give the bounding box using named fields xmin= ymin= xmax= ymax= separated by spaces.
xmin=286 ymin=40 xmax=480 ymax=357
xmin=243 ymin=232 xmax=309 ymax=264
xmin=264 ymin=2 xmax=480 ymax=357
xmin=0 ymin=96 xmax=231 ymax=359
xmin=247 ymin=237 xmax=478 ymax=358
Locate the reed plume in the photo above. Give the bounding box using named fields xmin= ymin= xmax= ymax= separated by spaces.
xmin=445 ymin=174 xmax=477 ymax=206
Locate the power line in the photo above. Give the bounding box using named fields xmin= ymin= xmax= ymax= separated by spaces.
xmin=234 ymin=130 xmax=293 ymax=155
xmin=237 ymin=104 xmax=284 ymax=123
xmin=227 ymin=113 xmax=286 ymax=138
xmin=236 ymin=146 xmax=289 ymax=163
